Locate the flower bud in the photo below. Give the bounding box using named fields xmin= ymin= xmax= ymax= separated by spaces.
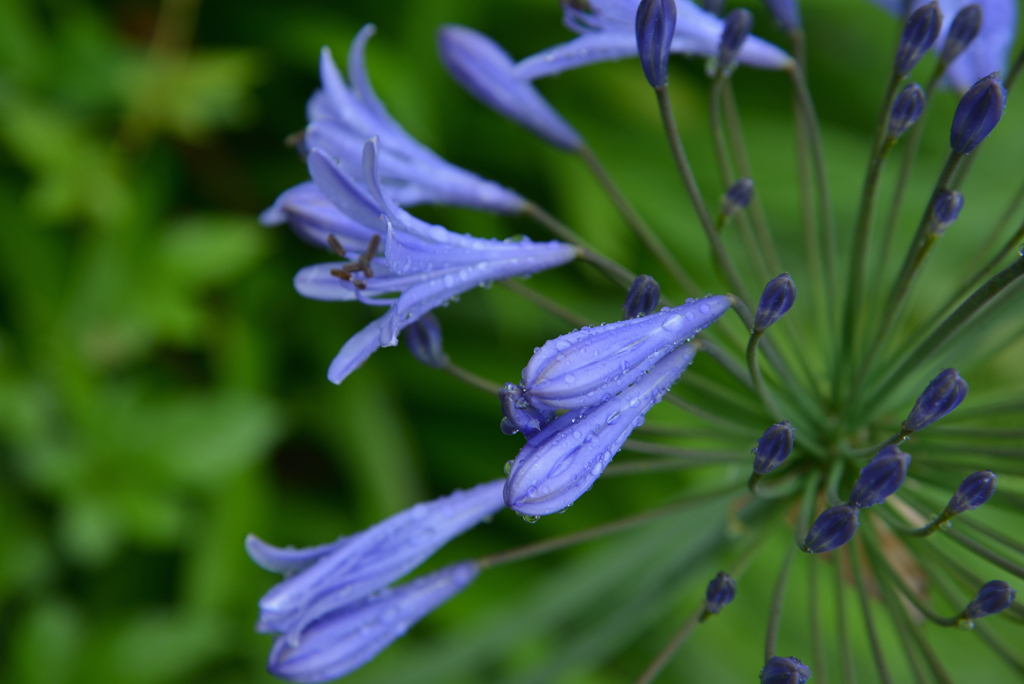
xmin=402 ymin=313 xmax=448 ymax=368
xmin=623 ymin=275 xmax=662 ymax=319
xmin=754 ymin=273 xmax=797 ymax=331
xmin=437 ymin=25 xmax=583 ymax=150
xmin=723 ymin=177 xmax=754 ymax=216
xmin=945 ymin=470 xmax=997 ymax=515
xmin=848 ymin=445 xmax=911 ymax=508
xmin=930 ymin=190 xmax=964 ymax=236
xmin=752 ymin=421 xmax=795 ymax=475
xmin=705 ymin=571 xmax=737 ymax=614
xmin=903 ymin=368 xmax=969 ymax=432
xmin=895 ymin=2 xmax=942 ymax=76
xmin=760 ymin=656 xmax=812 ymax=684
xmin=964 ymin=580 xmax=1017 ymax=619
xmin=499 ymin=383 xmax=556 ymax=442
xmin=940 ymin=4 xmax=982 ymax=66
xmin=763 ymin=0 xmax=802 ymax=31
xmin=888 ymin=82 xmax=926 ymax=141
xmin=950 ymin=73 xmax=1007 ymax=154
xmin=268 ymin=562 xmax=480 ymax=681
xmin=718 ymin=9 xmax=755 ymax=75
xmin=636 ymin=0 xmax=677 ymax=88
xmin=804 ymin=505 xmax=859 ymax=553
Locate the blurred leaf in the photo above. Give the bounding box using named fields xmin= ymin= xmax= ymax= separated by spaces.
xmin=9 ymin=600 xmax=85 ymax=684
xmin=157 ymin=214 xmax=269 ymax=292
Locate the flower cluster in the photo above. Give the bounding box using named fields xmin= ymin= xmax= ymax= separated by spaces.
xmin=251 ymin=0 xmax=1024 ymax=681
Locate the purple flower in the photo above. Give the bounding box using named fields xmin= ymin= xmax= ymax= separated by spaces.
xmin=293 ymin=141 xmax=578 ymax=384
xmin=269 ymin=24 xmax=525 ymax=223
xmin=513 ymin=0 xmax=793 ymax=81
xmin=521 ymin=295 xmax=732 ymax=411
xmin=903 ymin=367 xmax=969 ymax=431
xmin=504 ymin=342 xmax=700 ymax=517
xmin=752 ymin=421 xmax=796 ymax=475
xmin=249 ymin=479 xmax=505 ymax=643
xmin=636 ymin=0 xmax=678 ymax=88
xmin=437 ymin=25 xmax=584 ymax=150
xmin=867 ymin=0 xmax=1018 ymax=92
xmin=964 ymin=580 xmax=1017 ymax=619
xmin=761 ymin=656 xmax=812 ymax=684
xmin=945 ymin=470 xmax=997 ymax=514
xmin=267 ymin=562 xmax=479 ymax=683
xmin=804 ymin=505 xmax=860 ymax=553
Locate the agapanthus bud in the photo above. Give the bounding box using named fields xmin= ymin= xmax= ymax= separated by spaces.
xmin=623 ymin=275 xmax=662 ymax=319
xmin=754 ymin=273 xmax=796 ymax=331
xmin=267 ymin=562 xmax=479 ymax=682
xmin=705 ymin=571 xmax=737 ymax=614
xmin=718 ymin=9 xmax=755 ymax=74
xmin=940 ymin=4 xmax=982 ymax=66
xmin=723 ymin=177 xmax=754 ymax=215
xmin=760 ymin=656 xmax=812 ymax=684
xmin=930 ymin=190 xmax=964 ymax=236
xmin=505 ymin=343 xmax=699 ymax=517
xmin=523 ymin=295 xmax=731 ymax=411
xmin=804 ymin=505 xmax=860 ymax=553
xmin=950 ymin=73 xmax=1007 ymax=154
xmin=499 ymin=382 xmax=556 ymax=442
xmin=636 ymin=0 xmax=677 ymax=88
xmin=946 ymin=470 xmax=997 ymax=515
xmin=402 ymin=313 xmax=448 ymax=368
xmin=253 ymin=479 xmax=505 ymax=641
xmin=888 ymin=82 xmax=926 ymax=140
xmin=437 ymin=25 xmax=583 ymax=150
xmin=903 ymin=368 xmax=969 ymax=432
xmin=848 ymin=445 xmax=911 ymax=508
xmin=964 ymin=580 xmax=1017 ymax=619
xmin=752 ymin=421 xmax=796 ymax=475
xmin=763 ymin=0 xmax=802 ymax=31
xmin=895 ymin=2 xmax=942 ymax=76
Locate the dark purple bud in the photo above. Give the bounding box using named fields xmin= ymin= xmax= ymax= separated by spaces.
xmin=754 ymin=273 xmax=797 ymax=331
xmin=950 ymin=73 xmax=1007 ymax=154
xmin=723 ymin=177 xmax=754 ymax=215
xmin=888 ymin=83 xmax=926 ymax=140
xmin=499 ymin=383 xmax=555 ymax=441
xmin=623 ymin=275 xmax=662 ymax=319
xmin=763 ymin=0 xmax=802 ymax=31
xmin=760 ymin=656 xmax=812 ymax=684
xmin=636 ymin=0 xmax=677 ymax=88
xmin=946 ymin=470 xmax=997 ymax=515
xmin=718 ymin=9 xmax=755 ymax=74
xmin=704 ymin=571 xmax=736 ymax=614
xmin=752 ymin=421 xmax=795 ymax=475
xmin=940 ymin=5 xmax=982 ymax=66
xmin=964 ymin=580 xmax=1017 ymax=619
xmin=895 ymin=2 xmax=942 ymax=76
xmin=804 ymin=505 xmax=859 ymax=553
xmin=402 ymin=313 xmax=447 ymax=368
xmin=903 ymin=368 xmax=969 ymax=432
xmin=703 ymin=0 xmax=725 ymax=16
xmin=848 ymin=445 xmax=911 ymax=508
xmin=930 ymin=190 xmax=964 ymax=235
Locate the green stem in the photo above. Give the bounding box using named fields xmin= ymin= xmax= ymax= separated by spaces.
xmin=578 ymin=146 xmax=700 ymax=295
xmin=808 ymin=556 xmax=828 ymax=684
xmin=654 ymin=85 xmax=752 ymax=304
xmin=850 ymin=537 xmax=894 ymax=684
xmin=867 ymin=254 xmax=1024 ymax=413
xmin=500 ymin=278 xmax=590 ymax=329
xmin=747 ymin=329 xmax=783 ymax=420
xmin=835 ymin=546 xmax=857 ymax=684
xmin=796 ymin=469 xmax=823 ymax=548
xmin=522 ymin=200 xmax=637 ymax=290
xmin=442 ymin=360 xmax=500 ymax=395
xmin=477 ymin=485 xmax=741 ymax=568
xmin=765 ymin=546 xmax=796 ymax=662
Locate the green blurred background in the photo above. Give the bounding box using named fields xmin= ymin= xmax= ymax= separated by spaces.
xmin=2 ymin=0 xmax=1022 ymax=682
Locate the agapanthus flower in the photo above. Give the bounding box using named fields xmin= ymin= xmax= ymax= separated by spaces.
xmin=513 ymin=0 xmax=793 ymax=80
xmin=249 ymin=479 xmax=504 ymax=644
xmin=257 ymin=6 xmax=1024 ymax=683
xmin=504 ymin=342 xmax=701 ymax=517
xmin=867 ymin=0 xmax=1018 ymax=91
xmin=292 ymin=141 xmax=577 ymax=384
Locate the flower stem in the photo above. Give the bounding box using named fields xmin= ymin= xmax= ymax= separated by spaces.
xmin=835 ymin=546 xmax=857 ymax=684
xmin=654 ymin=85 xmax=752 ymax=304
xmin=442 ymin=360 xmax=500 ymax=395
xmin=765 ymin=546 xmax=796 ymax=662
xmin=747 ymin=329 xmax=783 ymax=420
xmin=851 ymin=537 xmax=894 ymax=684
xmin=500 ymin=278 xmax=590 ymax=328
xmin=578 ymin=145 xmax=700 ymax=295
